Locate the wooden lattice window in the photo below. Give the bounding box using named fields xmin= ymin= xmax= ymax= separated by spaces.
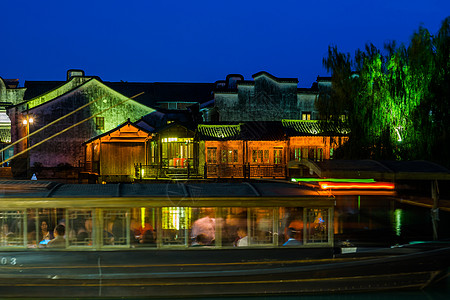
xmin=95 ymin=117 xmax=105 ymax=130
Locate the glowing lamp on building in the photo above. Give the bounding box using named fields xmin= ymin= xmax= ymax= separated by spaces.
xmin=22 ymin=117 xmax=33 ymax=125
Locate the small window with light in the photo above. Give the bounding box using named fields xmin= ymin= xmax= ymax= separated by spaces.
xmin=302 ymin=112 xmax=311 ymax=120
xmin=95 ymin=117 xmax=105 ymax=130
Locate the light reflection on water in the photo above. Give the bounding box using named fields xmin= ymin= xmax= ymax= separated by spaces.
xmin=393 ymin=208 xmax=403 ymax=237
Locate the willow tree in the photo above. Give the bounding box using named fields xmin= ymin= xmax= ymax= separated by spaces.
xmin=319 ymin=16 xmax=450 ymax=166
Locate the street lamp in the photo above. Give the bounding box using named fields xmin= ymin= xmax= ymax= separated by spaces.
xmin=22 ymin=117 xmax=33 ymax=126
xmin=22 ymin=112 xmax=34 ymax=178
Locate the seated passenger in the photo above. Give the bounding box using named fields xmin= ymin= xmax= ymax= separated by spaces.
xmin=235 ymin=227 xmax=248 ymax=247
xmin=139 ymin=230 xmax=156 ymax=247
xmin=47 ymin=224 xmax=66 ymax=248
xmin=39 ymin=220 xmax=54 ymax=246
xmin=190 ymin=208 xmax=215 ymax=246
xmin=192 ymin=233 xmax=209 ymax=247
xmin=283 ymin=227 xmax=302 ymax=246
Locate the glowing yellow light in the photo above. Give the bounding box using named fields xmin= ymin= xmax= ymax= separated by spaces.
xmin=22 ymin=119 xmax=28 ymax=125
xmin=141 ymin=207 xmax=146 ymax=229
xmin=29 ymin=117 xmax=34 ymax=124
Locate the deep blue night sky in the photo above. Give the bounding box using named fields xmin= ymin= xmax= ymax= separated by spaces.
xmin=2 ymin=0 xmax=449 ymax=87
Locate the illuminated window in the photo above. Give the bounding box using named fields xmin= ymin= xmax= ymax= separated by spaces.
xmin=130 ymin=208 xmax=157 ymax=247
xmin=302 ymin=112 xmax=311 ymax=120
xmin=190 ymin=207 xmax=215 ymax=246
xmin=233 ymin=149 xmax=238 ymax=163
xmin=302 ymin=148 xmax=308 ymax=159
xmin=264 ymin=150 xmax=269 ymax=163
xmin=102 ymin=210 xmax=128 ymax=246
xmin=294 ymin=148 xmax=301 ymax=160
xmin=317 ymin=148 xmax=324 ymax=161
xmin=273 ymin=148 xmax=283 ymax=164
xmin=249 ymin=208 xmax=274 ymax=245
xmin=161 ymin=207 xmax=191 ymax=246
xmin=95 ymin=117 xmax=104 ymax=130
xmin=221 ymin=150 xmax=227 ymax=163
xmin=207 ymin=147 xmax=217 ymax=164
xmin=67 ymin=210 xmax=93 ymax=247
xmin=279 ymin=207 xmax=303 ymax=246
xmin=221 ymin=207 xmax=247 ymax=247
xmin=1 ymin=210 xmax=25 ymax=247
xmin=252 ymin=150 xmax=257 ymax=163
xmin=305 ymin=208 xmax=328 ymax=244
xmin=167 ymin=102 xmax=177 ymax=110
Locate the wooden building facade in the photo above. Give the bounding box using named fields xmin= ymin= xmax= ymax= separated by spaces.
xmin=197 ymin=120 xmax=348 ymax=179
xmin=83 ymin=121 xmax=154 ymax=183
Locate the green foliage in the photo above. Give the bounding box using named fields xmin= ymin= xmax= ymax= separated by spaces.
xmin=320 ymin=17 xmax=450 ymax=166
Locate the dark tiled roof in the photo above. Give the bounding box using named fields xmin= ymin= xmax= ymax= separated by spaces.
xmin=317 ymin=76 xmax=332 ymax=82
xmin=198 ymin=120 xmax=348 ymax=141
xmin=3 ymin=79 xmax=20 ymax=89
xmin=103 ymin=82 xmax=215 ymax=108
xmin=252 ymin=71 xmax=298 ymax=83
xmin=197 ymin=122 xmax=286 ymax=141
xmin=241 ymin=122 xmax=286 ymax=140
xmin=197 ymin=124 xmax=242 ymax=140
xmin=24 ymin=80 xmax=215 ymax=108
xmin=282 ymin=120 xmax=349 ymax=136
xmin=23 ymin=81 xmax=66 ymax=100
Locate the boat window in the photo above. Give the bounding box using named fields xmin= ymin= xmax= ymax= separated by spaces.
xmin=279 ymin=207 xmax=304 ymax=246
xmin=130 ymin=208 xmax=157 ymax=247
xmin=249 ymin=208 xmax=275 ymax=245
xmin=102 ymin=210 xmax=128 ymax=246
xmin=305 ymin=208 xmax=329 ymax=244
xmin=67 ymin=210 xmax=93 ymax=247
xmin=221 ymin=208 xmax=247 ymax=247
xmin=190 ymin=207 xmax=216 ymax=246
xmin=0 ymin=210 xmax=25 ymax=247
xmin=27 ymin=208 xmax=63 ymax=248
xmin=161 ymin=207 xmax=191 ymax=246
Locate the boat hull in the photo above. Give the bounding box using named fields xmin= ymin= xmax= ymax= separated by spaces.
xmin=1 ymin=245 xmax=449 ymax=298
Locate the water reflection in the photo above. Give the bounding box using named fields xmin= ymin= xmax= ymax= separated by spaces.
xmin=334 ymin=196 xmax=450 ymax=246
xmin=393 ymin=208 xmax=403 ymax=237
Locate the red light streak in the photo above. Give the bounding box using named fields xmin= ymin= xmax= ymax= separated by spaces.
xmin=320 ymin=182 xmax=395 ymax=190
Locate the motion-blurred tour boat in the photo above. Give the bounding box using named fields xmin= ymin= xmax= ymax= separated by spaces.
xmin=0 ymin=181 xmax=449 ymax=298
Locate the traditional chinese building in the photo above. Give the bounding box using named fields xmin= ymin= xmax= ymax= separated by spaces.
xmin=0 ymin=77 xmax=25 ymax=177
xmin=7 ymin=71 xmax=155 ymax=177
xmin=82 ymin=120 xmax=154 ymax=183
xmin=212 ymin=72 xmax=329 ymax=122
xmin=195 ymin=120 xmax=348 ymax=179
xmin=6 ymin=70 xmax=215 ymax=178
xmin=3 ymin=70 xmax=346 ymax=181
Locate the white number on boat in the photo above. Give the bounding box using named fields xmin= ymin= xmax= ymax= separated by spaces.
xmin=1 ymin=257 xmax=16 ymax=265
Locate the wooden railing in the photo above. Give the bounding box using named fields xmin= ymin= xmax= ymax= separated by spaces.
xmin=205 ymin=164 xmax=286 ymax=179
xmin=135 ymin=161 xmax=200 ymax=179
